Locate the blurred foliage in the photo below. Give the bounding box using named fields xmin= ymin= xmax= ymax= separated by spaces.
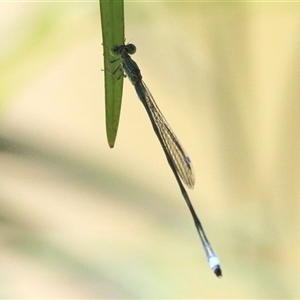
xmin=0 ymin=2 xmax=300 ymax=298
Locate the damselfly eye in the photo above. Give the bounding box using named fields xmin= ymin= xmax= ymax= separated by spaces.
xmin=126 ymin=44 xmax=136 ymax=55
xmin=110 ymin=45 xmax=122 ymax=56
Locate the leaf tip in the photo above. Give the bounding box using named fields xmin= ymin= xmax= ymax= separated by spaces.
xmin=108 ymin=141 xmax=115 ymax=148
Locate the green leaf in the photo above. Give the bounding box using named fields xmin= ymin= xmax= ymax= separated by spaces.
xmin=99 ymin=0 xmax=125 ymax=148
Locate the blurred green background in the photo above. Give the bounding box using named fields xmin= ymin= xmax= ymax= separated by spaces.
xmin=1 ymin=2 xmax=300 ymax=298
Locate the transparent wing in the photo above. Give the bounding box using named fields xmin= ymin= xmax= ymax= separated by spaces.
xmin=136 ymin=80 xmax=195 ymax=189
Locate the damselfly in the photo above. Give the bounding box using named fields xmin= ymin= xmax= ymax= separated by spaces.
xmin=110 ymin=44 xmax=222 ymax=277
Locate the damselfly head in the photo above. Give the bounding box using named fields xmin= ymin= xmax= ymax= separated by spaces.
xmin=110 ymin=44 xmax=137 ymax=57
